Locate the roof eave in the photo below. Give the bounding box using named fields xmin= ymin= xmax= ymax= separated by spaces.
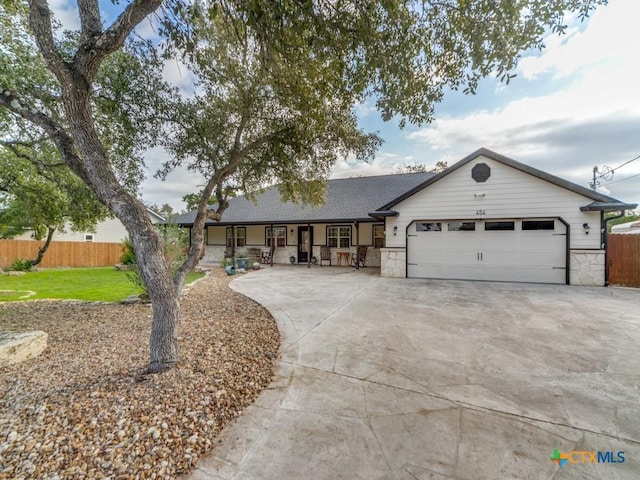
xmin=368 ymin=210 xmax=398 ymax=220
xmin=178 ymin=217 xmax=378 ymax=227
xmin=580 ymin=202 xmax=638 ymax=212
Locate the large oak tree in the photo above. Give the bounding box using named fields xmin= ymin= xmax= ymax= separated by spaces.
xmin=0 ymin=0 xmax=605 ymax=372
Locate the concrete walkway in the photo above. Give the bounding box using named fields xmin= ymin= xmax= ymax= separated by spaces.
xmin=190 ymin=266 xmax=640 ymax=479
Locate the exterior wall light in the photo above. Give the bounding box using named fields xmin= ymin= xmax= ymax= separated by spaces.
xmin=393 ymin=226 xmax=398 ymax=236
xmin=583 ymin=223 xmax=590 ymax=234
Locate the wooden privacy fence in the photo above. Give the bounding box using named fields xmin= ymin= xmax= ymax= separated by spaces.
xmin=608 ymin=234 xmax=640 ymax=288
xmin=0 ymin=240 xmax=123 ymax=268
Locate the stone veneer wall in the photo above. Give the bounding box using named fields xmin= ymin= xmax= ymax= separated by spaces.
xmin=570 ymin=250 xmax=605 ymax=286
xmin=380 ymin=247 xmax=406 ymax=278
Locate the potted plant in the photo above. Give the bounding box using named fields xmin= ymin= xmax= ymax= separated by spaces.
xmin=235 ymin=249 xmax=250 ymax=270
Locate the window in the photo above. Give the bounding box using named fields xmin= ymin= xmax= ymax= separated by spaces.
xmin=448 ymin=222 xmax=476 ymax=231
xmin=373 ymin=225 xmax=385 ymax=248
xmin=266 ymin=227 xmax=286 ymax=247
xmin=84 ymin=234 xmax=94 ymax=242
xmin=416 ymin=222 xmax=442 ymax=232
xmin=522 ymin=220 xmax=555 ymax=230
xmin=327 ymin=226 xmax=351 ymax=248
xmin=226 ymin=227 xmax=246 ymax=247
xmin=485 ymin=221 xmax=515 ymax=231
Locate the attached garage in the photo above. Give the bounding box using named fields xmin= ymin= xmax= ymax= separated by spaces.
xmin=375 ymin=148 xmax=637 ymax=286
xmin=407 ymin=218 xmax=567 ymax=284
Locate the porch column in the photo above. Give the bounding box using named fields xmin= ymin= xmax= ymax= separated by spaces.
xmin=232 ymin=225 xmax=236 ymax=268
xmin=270 ymin=223 xmax=274 ymax=267
xmin=355 ymin=221 xmax=360 ymax=271
xmin=307 ymin=223 xmax=311 ymax=269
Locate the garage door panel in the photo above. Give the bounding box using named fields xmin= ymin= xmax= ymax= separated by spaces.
xmin=407 ymin=219 xmax=566 ymax=284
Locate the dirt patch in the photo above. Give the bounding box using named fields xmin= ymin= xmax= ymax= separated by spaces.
xmin=0 ymin=269 xmax=279 ymax=479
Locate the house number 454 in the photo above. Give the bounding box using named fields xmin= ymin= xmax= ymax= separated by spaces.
xmin=475 ymin=210 xmax=486 ymax=215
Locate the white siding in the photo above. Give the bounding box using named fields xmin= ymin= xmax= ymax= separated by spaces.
xmin=14 ymin=211 xmax=162 ymax=244
xmin=386 ymin=155 xmax=602 ymax=251
xmin=206 ymin=226 xmax=226 ymax=245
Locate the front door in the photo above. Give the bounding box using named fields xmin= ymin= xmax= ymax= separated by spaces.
xmin=297 ymin=226 xmax=313 ymax=263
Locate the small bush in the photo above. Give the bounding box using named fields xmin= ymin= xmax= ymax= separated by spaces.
xmin=10 ymin=258 xmax=33 ymax=272
xmin=120 ymin=238 xmax=136 ymax=265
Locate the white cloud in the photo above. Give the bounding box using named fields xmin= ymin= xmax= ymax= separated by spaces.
xmin=49 ymin=0 xmax=80 ymax=31
xmin=405 ymin=0 xmax=640 ymax=205
xmin=518 ymin=0 xmax=638 ymax=80
xmin=330 ymin=152 xmax=420 ymax=178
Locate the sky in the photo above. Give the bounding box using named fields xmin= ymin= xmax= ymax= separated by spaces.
xmin=50 ymin=0 xmax=640 ymax=212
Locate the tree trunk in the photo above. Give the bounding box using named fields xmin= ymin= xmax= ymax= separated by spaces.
xmin=148 ymin=281 xmax=181 ymax=373
xmin=59 ymin=79 xmax=182 ymax=373
xmin=22 ymin=0 xmax=179 ymax=373
xmin=29 ymin=226 xmax=55 ymax=267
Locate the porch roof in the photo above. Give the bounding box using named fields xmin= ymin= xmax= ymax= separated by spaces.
xmin=175 ymin=172 xmax=433 ymax=226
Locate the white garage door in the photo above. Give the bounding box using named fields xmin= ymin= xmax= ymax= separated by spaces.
xmin=407 ymin=219 xmax=566 ymax=284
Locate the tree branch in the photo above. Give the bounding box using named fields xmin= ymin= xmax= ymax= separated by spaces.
xmin=28 ymin=0 xmax=72 ymax=84
xmin=77 ymin=0 xmax=102 ymax=40
xmin=173 ymin=174 xmax=221 ymax=289
xmin=0 ymin=142 xmax=65 ymax=182
xmin=76 ymin=0 xmax=163 ymax=80
xmin=0 ymin=90 xmax=90 ymax=182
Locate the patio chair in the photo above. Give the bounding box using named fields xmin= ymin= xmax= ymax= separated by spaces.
xmin=248 ymin=248 xmax=261 ymax=263
xmin=320 ymin=246 xmax=331 ymax=266
xmin=350 ymin=246 xmax=368 ymax=268
xmin=261 ymin=245 xmax=275 ymax=264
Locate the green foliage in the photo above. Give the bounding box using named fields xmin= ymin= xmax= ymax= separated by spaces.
xmin=125 ymin=224 xmax=190 ymax=292
xmin=0 ymin=4 xmax=175 ymax=195
xmin=605 ymin=211 xmax=640 ymax=232
xmin=9 ymin=258 xmax=32 ymax=272
xmin=235 ymin=249 xmax=249 ymax=259
xmin=162 ymin=1 xmax=605 ymax=127
xmin=0 ymin=267 xmax=205 ymax=303
xmin=120 ymin=237 xmax=137 ymax=266
xmin=0 ymin=140 xmax=110 ymax=243
xmin=158 ymin=0 xmax=605 ymax=216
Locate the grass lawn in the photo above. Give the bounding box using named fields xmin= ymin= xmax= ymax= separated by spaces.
xmin=0 ymin=267 xmax=205 ymax=302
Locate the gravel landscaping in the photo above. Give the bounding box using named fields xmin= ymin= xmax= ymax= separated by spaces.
xmin=0 ymin=268 xmax=280 ymax=479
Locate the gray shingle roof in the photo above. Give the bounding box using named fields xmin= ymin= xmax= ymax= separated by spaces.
xmin=175 ymin=172 xmax=433 ymax=226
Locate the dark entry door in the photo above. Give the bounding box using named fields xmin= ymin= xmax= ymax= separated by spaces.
xmin=297 ymin=226 xmax=313 ymax=263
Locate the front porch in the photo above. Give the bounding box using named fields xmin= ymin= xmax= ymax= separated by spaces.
xmin=195 ymin=222 xmax=384 ymax=268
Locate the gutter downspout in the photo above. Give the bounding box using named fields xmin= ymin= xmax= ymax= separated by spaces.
xmin=602 ymin=210 xmax=626 ymax=286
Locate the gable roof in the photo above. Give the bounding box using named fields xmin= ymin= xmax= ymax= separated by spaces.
xmin=175 ymin=172 xmax=434 ymax=226
xmin=378 ymin=148 xmax=636 ymax=212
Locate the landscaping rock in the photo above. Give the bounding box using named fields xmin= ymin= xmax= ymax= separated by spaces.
xmin=7 ymin=271 xmax=26 ymax=276
xmin=0 ymin=269 xmax=279 ymax=479
xmin=0 ymin=331 xmax=48 ymax=368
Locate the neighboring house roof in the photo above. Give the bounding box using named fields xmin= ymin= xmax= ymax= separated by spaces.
xmin=175 ymin=172 xmax=434 ymax=226
xmin=146 ymin=208 xmax=166 ymax=223
xmin=378 ymin=148 xmax=636 ymax=212
xmin=611 ymin=220 xmax=640 ymax=233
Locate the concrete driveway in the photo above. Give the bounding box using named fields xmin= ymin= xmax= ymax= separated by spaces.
xmin=190 ymin=267 xmax=640 ymax=479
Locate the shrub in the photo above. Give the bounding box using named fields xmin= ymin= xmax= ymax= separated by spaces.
xmin=122 ymin=224 xmax=191 ymax=294
xmin=10 ymin=258 xmax=33 ymax=272
xmin=120 ymin=237 xmax=136 ymax=265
